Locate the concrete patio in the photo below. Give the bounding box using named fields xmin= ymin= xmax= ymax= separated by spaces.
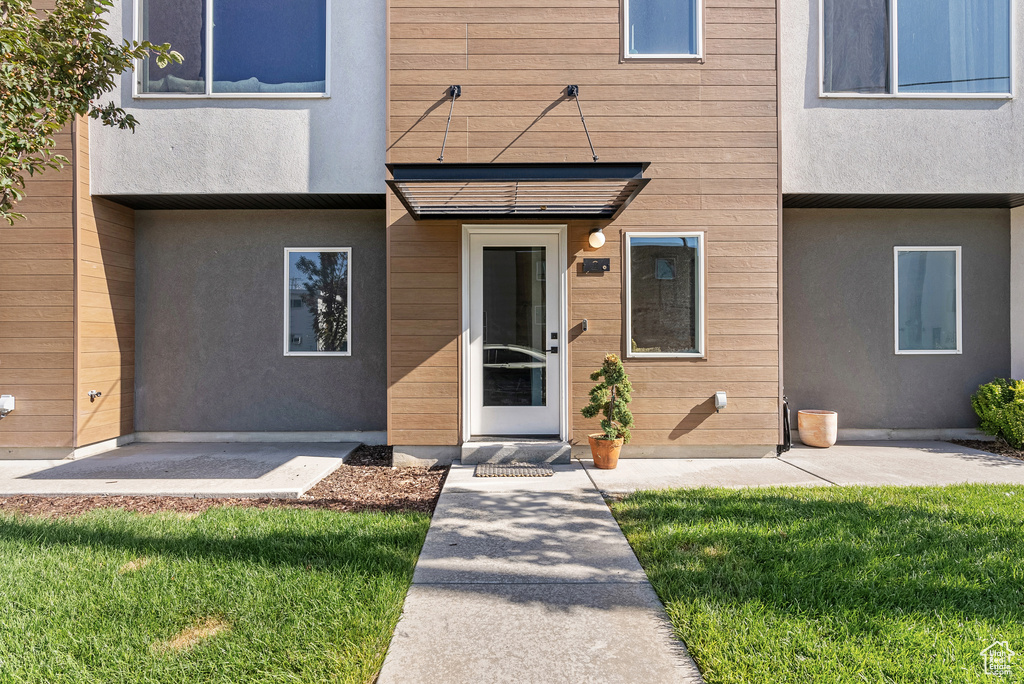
xmin=0 ymin=442 xmax=357 ymax=498
xmin=581 ymin=441 xmax=1024 ymax=493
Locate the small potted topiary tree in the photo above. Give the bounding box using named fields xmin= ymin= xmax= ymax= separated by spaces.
xmin=581 ymin=353 xmax=634 ymax=469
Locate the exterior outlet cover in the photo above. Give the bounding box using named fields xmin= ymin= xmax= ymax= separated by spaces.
xmin=0 ymin=395 xmax=14 ymax=413
xmin=714 ymin=391 xmax=727 ymax=412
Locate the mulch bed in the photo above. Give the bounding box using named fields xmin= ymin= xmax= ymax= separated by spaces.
xmin=950 ymin=439 xmax=1024 ymax=462
xmin=0 ymin=445 xmax=448 ymax=518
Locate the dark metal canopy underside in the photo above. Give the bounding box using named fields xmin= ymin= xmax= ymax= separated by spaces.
xmin=386 ymin=162 xmax=651 ymax=220
xmin=97 ymin=193 xmax=385 ymax=211
xmin=784 ymin=193 xmax=1024 ymax=210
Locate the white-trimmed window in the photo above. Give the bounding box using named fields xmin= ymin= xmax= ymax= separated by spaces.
xmin=285 ymin=248 xmax=351 ymax=356
xmin=894 ymin=246 xmax=962 ymax=354
xmin=623 ymin=0 xmax=702 ymax=59
xmin=820 ymin=0 xmax=1012 ymax=98
xmin=137 ymin=0 xmax=329 ymax=97
xmin=626 ymin=232 xmax=705 ymax=357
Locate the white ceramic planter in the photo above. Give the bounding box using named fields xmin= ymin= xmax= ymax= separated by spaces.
xmin=798 ymin=410 xmax=838 ymax=448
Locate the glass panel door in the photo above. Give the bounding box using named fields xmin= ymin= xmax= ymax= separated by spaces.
xmin=482 ymin=247 xmax=546 ymax=407
xmin=469 ymin=232 xmax=561 ymax=437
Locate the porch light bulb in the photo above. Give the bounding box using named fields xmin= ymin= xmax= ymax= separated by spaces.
xmin=588 ymin=229 xmax=605 ymax=249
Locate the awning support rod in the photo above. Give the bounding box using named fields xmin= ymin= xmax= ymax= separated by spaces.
xmin=567 ymin=85 xmax=598 ymax=162
xmin=437 ymin=85 xmax=461 ymax=163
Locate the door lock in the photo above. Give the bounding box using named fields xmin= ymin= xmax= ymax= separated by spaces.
xmin=549 ymin=346 xmax=559 ymax=354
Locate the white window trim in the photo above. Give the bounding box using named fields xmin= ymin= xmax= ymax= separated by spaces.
xmin=818 ymin=0 xmax=1015 ymax=100
xmin=133 ymin=0 xmax=331 ymax=99
xmin=284 ymin=247 xmax=352 ymax=357
xmin=625 ymin=231 xmax=705 ymax=358
xmin=893 ymin=246 xmax=962 ymax=355
xmin=622 ymin=0 xmax=703 ymax=60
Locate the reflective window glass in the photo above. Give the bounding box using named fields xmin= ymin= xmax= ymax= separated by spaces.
xmin=896 ymin=248 xmax=960 ymax=352
xmin=898 ymin=0 xmax=1011 ymax=94
xmin=482 ymin=247 xmax=547 ymax=407
xmin=139 ymin=0 xmax=327 ymax=95
xmin=821 ymin=0 xmax=1011 ymax=95
xmin=628 ymin=234 xmax=703 ymax=356
xmin=822 ymin=0 xmax=890 ymax=94
xmin=213 ymin=0 xmax=327 ymax=94
xmin=626 ymin=0 xmax=700 ymax=57
xmin=286 ymin=250 xmax=349 ymax=355
xmin=140 ymin=0 xmax=206 ymax=93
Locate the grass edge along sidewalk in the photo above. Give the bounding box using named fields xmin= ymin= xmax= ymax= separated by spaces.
xmin=611 ymin=484 xmax=1024 ymax=684
xmin=0 ymin=506 xmax=430 ymax=683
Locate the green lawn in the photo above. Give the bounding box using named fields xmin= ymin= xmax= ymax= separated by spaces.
xmin=612 ymin=484 xmax=1024 ymax=683
xmin=0 ymin=507 xmax=429 ymax=683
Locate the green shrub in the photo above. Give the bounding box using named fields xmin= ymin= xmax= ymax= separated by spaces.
xmin=971 ymin=378 xmax=1024 ymax=448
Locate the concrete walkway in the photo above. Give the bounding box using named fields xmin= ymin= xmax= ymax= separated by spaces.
xmin=0 ymin=442 xmax=356 ymax=498
xmin=379 ymin=440 xmax=1024 ymax=683
xmin=583 ymin=441 xmax=1024 ymax=494
xmin=377 ymin=461 xmax=704 ymax=684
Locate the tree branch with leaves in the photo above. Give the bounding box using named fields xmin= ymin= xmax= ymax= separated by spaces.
xmin=0 ymin=0 xmax=180 ymax=223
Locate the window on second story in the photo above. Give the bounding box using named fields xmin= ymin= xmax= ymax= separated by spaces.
xmin=822 ymin=0 xmax=1011 ymax=97
xmin=138 ymin=0 xmax=328 ymax=97
xmin=624 ymin=0 xmax=702 ymax=59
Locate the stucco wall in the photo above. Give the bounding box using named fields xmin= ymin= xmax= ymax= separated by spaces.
xmin=781 ymin=0 xmax=1024 ymax=194
xmin=134 ymin=210 xmax=386 ymax=432
xmin=89 ymin=0 xmax=385 ymax=195
xmin=783 ymin=209 xmax=1010 ymax=429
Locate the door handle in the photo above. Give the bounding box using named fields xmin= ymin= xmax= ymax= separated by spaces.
xmin=549 ymin=346 xmax=558 ymax=354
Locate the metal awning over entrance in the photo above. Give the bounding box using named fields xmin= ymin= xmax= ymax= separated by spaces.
xmin=386 ymin=162 xmax=651 ymax=220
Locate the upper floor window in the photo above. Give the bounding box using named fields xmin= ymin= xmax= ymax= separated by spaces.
xmin=138 ymin=0 xmax=328 ymax=97
xmin=822 ymin=0 xmax=1011 ymax=97
xmin=624 ymin=0 xmax=702 ymax=59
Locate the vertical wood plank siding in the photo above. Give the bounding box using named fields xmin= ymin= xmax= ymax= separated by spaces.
xmin=389 ymin=0 xmax=782 ymax=447
xmin=75 ymin=118 xmax=136 ymax=447
xmin=0 ymin=129 xmax=76 ymax=449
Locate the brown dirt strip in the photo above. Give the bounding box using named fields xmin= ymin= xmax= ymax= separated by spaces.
xmin=950 ymin=439 xmax=1024 ymax=462
xmin=0 ymin=445 xmax=448 ymax=518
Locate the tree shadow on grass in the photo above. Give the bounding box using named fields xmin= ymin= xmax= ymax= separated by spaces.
xmin=0 ymin=508 xmax=429 ymax=575
xmin=614 ymin=486 xmax=1024 ymax=625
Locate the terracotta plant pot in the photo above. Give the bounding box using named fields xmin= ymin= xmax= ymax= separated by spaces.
xmin=797 ymin=410 xmax=838 ymax=448
xmin=589 ymin=434 xmax=624 ymax=469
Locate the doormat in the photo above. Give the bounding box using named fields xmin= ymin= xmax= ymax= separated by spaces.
xmin=474 ymin=463 xmax=554 ymax=477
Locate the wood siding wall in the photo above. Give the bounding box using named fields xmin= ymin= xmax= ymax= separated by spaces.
xmin=388 ymin=0 xmax=782 ymax=448
xmin=74 ymin=120 xmax=136 ymax=447
xmin=0 ymin=130 xmax=76 ymax=451
xmin=0 ymin=117 xmax=135 ymax=453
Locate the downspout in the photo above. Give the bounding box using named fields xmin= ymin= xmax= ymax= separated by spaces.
xmin=777 ymin=396 xmax=792 ymax=455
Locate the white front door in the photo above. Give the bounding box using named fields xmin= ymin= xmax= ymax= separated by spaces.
xmin=468 ymin=230 xmax=562 ymax=437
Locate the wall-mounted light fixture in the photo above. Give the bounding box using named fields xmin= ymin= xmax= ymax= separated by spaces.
xmin=714 ymin=391 xmax=727 ymax=413
xmin=588 ymin=228 xmax=605 ymax=249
